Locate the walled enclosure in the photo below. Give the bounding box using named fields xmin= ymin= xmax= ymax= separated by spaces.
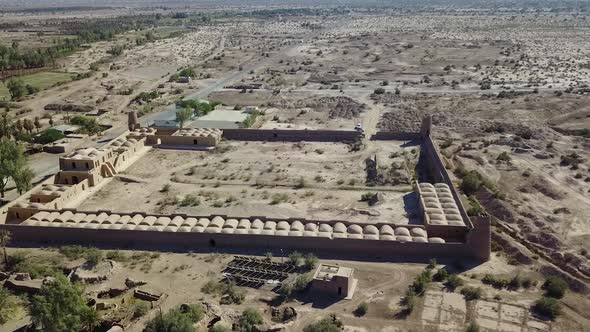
xmin=0 ymin=116 xmax=490 ymax=262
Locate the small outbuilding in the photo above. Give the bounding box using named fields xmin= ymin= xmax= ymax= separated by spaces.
xmin=310 ymin=264 xmax=357 ymax=299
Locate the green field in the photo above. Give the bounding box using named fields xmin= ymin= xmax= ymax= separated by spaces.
xmin=0 ymin=71 xmax=74 ymax=101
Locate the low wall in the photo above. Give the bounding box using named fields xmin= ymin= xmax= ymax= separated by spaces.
xmin=370 ymin=132 xmax=421 ymax=141
xmin=223 ymin=129 xmax=361 ymax=142
xmin=0 ymin=224 xmax=483 ymax=261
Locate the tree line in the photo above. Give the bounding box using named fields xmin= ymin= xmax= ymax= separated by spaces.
xmin=0 ymin=14 xmax=163 ymax=72
xmin=0 ymin=108 xmax=36 ymax=197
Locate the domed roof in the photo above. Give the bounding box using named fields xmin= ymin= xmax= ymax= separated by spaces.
xmin=304 ymin=223 xmax=318 ymax=232
xmin=410 ymin=228 xmax=427 ymax=237
xmin=130 ymin=214 xmax=144 ymax=225
xmin=81 ymin=214 xmax=97 ymax=223
xmin=277 ymin=221 xmax=290 ymax=231
xmin=264 ymin=221 xmax=277 ymax=230
xmin=249 ymin=227 xmax=262 ymax=234
xmin=170 ymin=216 xmax=184 ymax=226
xmin=183 ymin=217 xmax=198 ymax=227
xmin=155 ymin=217 xmax=171 ymax=226
xmin=135 ymin=224 xmax=149 ymax=231
xmin=448 ymin=220 xmax=464 ymax=226
xmin=58 ymin=211 xmax=74 ymax=222
xmin=72 ymin=213 xmax=86 ymax=223
xmin=429 ymin=213 xmax=445 ymax=221
xmin=197 ymin=218 xmax=211 ymax=228
xmin=290 ymin=220 xmax=304 ymax=231
xmin=224 ymin=219 xmax=239 ymax=229
xmin=394 ymin=227 xmax=410 ymax=236
xmin=251 ymin=219 xmax=264 ymax=229
xmin=347 ymin=224 xmax=362 ymax=234
xmin=22 ymin=219 xmax=39 ymax=226
xmin=333 ymin=222 xmax=347 ymax=233
xmin=380 ymin=234 xmax=396 ymax=241
xmin=178 ymin=226 xmax=192 ymax=232
xmin=318 ymin=224 xmax=332 ymax=233
xmin=143 ymin=216 xmax=157 ymax=225
xmin=413 ymin=237 xmax=428 ymax=243
xmin=106 ymin=214 xmax=121 ymax=224
xmin=434 ymin=183 xmax=449 ymax=189
xmin=30 ymin=211 xmax=49 ymax=221
xmin=164 ymin=225 xmax=179 ymax=232
xmin=121 ymin=224 xmax=135 ymax=231
xmin=429 ymin=237 xmax=446 ymax=243
xmin=363 ymin=225 xmax=379 ymax=235
xmin=396 ymin=235 xmax=412 ymax=242
xmin=430 ymin=219 xmax=447 ymax=225
xmin=441 ymin=203 xmax=458 ymax=209
xmin=205 ymin=225 xmax=222 ymax=233
xmin=444 ymin=209 xmax=461 ymax=216
xmin=439 ymin=198 xmax=455 ymax=204
xmin=109 ymin=223 xmax=124 ymax=230
xmin=364 ymin=234 xmax=379 ymax=240
xmin=379 ymin=225 xmax=394 ymax=236
xmin=210 ymin=216 xmax=225 ymax=227
xmin=237 ymin=219 xmax=251 ymax=229
xmin=191 ymin=225 xmax=205 ymax=233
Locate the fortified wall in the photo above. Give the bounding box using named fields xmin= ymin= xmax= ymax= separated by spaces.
xmin=0 ymin=116 xmax=490 ymax=262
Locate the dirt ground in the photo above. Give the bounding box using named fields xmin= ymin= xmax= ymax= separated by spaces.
xmin=77 ymin=140 xmax=420 ymax=225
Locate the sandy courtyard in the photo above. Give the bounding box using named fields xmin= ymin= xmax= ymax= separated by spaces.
xmin=76 ymin=140 xmax=421 ymax=225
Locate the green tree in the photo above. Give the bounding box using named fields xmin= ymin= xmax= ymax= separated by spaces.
xmin=23 ymin=118 xmax=34 ymax=134
xmin=543 ymin=276 xmax=568 ymax=299
xmin=0 ymin=229 xmax=11 ymax=264
xmin=144 ymin=305 xmax=202 ymax=332
xmin=237 ymin=308 xmax=263 ymax=332
xmin=30 ymin=275 xmax=92 ymax=332
xmin=33 ymin=117 xmax=41 ymax=133
xmin=288 ymin=251 xmax=303 ymax=266
xmin=70 ymin=116 xmax=102 ymax=134
xmin=80 ymin=307 xmax=100 ymax=332
xmin=0 ymin=113 xmax=12 ymax=139
xmin=14 ymin=119 xmax=22 ymax=135
xmin=533 ymin=297 xmax=561 ymax=319
xmin=304 ymin=253 xmax=318 ymax=271
xmin=0 ymin=287 xmax=11 ymax=324
xmin=14 ymin=166 xmax=34 ymax=194
xmin=175 ymin=108 xmax=193 ymax=128
xmin=460 ymin=171 xmax=482 ymax=195
xmin=6 ymin=78 xmax=26 ymax=99
xmin=0 ymin=138 xmax=27 ymax=197
xmin=355 ymin=302 xmax=368 ymax=316
xmin=303 ymin=317 xmax=343 ymax=332
xmin=35 ymin=129 xmax=65 ymax=144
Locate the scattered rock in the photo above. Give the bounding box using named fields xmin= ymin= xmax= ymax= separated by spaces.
xmin=125 ymin=277 xmax=147 ymax=288
xmin=14 ymin=272 xmax=31 ymax=281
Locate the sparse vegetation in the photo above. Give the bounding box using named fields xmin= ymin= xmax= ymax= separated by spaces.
xmin=533 ymin=297 xmax=561 ymax=319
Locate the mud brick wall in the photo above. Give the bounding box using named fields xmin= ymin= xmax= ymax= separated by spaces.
xmin=223 ymin=129 xmax=361 ymax=142
xmin=0 ymin=224 xmax=486 ymax=261
xmin=370 ymin=132 xmax=422 ymax=141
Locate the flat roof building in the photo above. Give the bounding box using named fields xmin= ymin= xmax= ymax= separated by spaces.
xmin=311 ymin=264 xmax=357 ymax=299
